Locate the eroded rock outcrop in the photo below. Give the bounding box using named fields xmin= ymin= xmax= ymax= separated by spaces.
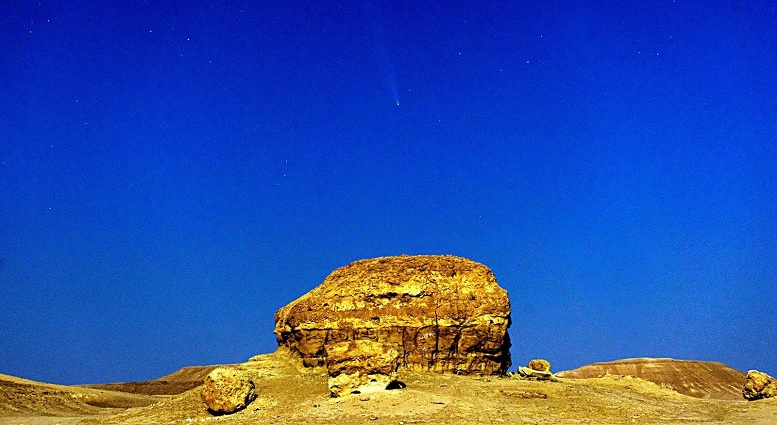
xmin=200 ymin=368 xmax=256 ymax=415
xmin=274 ymin=255 xmax=511 ymax=375
xmin=326 ymin=339 xmax=401 ymax=396
xmin=743 ymin=370 xmax=777 ymax=401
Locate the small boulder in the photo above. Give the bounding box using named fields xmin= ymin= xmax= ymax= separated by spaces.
xmin=513 ymin=359 xmax=555 ymax=381
xmin=201 ymin=367 xmax=256 ymax=414
xmin=528 ymin=359 xmax=551 ymax=373
xmin=326 ymin=340 xmax=401 ymax=397
xmin=743 ymin=370 xmax=777 ymax=401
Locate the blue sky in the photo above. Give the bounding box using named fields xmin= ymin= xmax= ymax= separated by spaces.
xmin=1 ymin=0 xmax=775 ymax=385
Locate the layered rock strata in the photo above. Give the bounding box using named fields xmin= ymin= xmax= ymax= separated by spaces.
xmin=274 ymin=255 xmax=511 ymax=375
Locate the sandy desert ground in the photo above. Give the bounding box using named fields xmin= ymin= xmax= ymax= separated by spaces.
xmin=2 ymin=351 xmax=776 ymax=425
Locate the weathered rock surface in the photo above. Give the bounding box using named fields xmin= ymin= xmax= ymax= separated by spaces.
xmin=743 ymin=370 xmax=777 ymax=401
xmin=274 ymin=255 xmax=511 ymax=375
xmin=528 ymin=359 xmax=551 ymax=373
xmin=326 ymin=339 xmax=400 ymax=397
xmin=513 ymin=359 xmax=554 ymax=380
xmin=557 ymin=358 xmax=747 ymax=400
xmin=200 ymin=368 xmax=256 ymax=415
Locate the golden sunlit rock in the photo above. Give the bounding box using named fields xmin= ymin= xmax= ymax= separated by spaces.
xmin=743 ymin=370 xmax=777 ymax=401
xmin=528 ymin=359 xmax=551 ymax=373
xmin=200 ymin=367 xmax=256 ymax=415
xmin=274 ymin=255 xmax=512 ymax=375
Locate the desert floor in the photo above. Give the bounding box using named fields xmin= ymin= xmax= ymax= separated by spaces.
xmin=2 ymin=351 xmax=776 ymax=425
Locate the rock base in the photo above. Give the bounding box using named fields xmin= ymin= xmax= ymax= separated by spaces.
xmin=326 ymin=340 xmax=401 ymax=397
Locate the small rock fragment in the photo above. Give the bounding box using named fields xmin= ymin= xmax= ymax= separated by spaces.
xmin=496 ymin=389 xmax=548 ymax=399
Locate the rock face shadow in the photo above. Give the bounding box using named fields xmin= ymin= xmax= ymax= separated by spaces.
xmin=386 ymin=380 xmax=407 ymax=390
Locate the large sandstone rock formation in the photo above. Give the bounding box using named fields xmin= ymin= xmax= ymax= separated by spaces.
xmin=743 ymin=370 xmax=777 ymax=401
xmin=200 ymin=368 xmax=256 ymax=415
xmin=557 ymin=358 xmax=747 ymax=400
xmin=274 ymin=255 xmax=511 ymax=375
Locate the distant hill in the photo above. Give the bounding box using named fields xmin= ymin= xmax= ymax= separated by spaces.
xmin=557 ymin=358 xmax=747 ymax=400
xmin=0 ymin=372 xmax=158 ymax=417
xmin=80 ymin=365 xmax=230 ymax=395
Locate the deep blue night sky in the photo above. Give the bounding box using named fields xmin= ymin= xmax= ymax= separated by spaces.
xmin=1 ymin=0 xmax=775 ymax=385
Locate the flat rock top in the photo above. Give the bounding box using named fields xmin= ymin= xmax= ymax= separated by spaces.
xmin=275 ymin=254 xmax=508 ymax=328
xmin=557 ymin=358 xmax=747 ymax=400
xmin=324 ymin=255 xmax=493 ymax=283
